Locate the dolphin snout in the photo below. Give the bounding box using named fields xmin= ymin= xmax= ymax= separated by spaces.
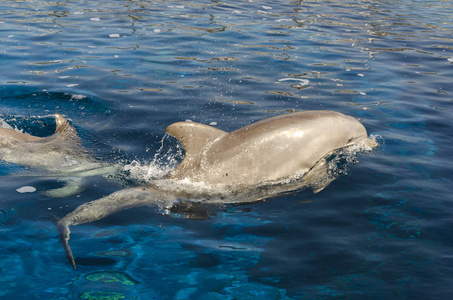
xmin=359 ymin=137 xmax=378 ymax=149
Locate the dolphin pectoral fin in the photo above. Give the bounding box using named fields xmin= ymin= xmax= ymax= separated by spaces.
xmin=57 ymin=187 xmax=174 ymax=268
xmin=312 ymin=177 xmax=335 ymax=194
xmin=303 ymin=157 xmax=336 ymax=194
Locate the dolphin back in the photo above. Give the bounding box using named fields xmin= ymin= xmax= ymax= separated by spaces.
xmin=0 ymin=114 xmax=91 ymax=173
xmin=166 ymin=111 xmax=375 ymax=187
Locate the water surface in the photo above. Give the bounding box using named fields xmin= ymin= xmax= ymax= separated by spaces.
xmin=1 ymin=0 xmax=453 ymax=299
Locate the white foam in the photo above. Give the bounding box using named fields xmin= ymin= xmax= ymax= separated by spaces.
xmin=323 ymin=139 xmax=377 ymax=179
xmin=61 ymin=158 xmax=79 ymax=167
xmin=16 ymin=186 xmax=37 ymax=193
xmin=70 ymin=94 xmax=86 ymax=100
xmin=0 ymin=118 xmax=13 ymax=129
xmin=123 ymin=134 xmax=184 ymax=183
xmin=123 ymin=160 xmax=173 ymax=183
xmin=90 ymin=17 xmax=101 ymax=21
xmin=109 ymin=33 xmax=120 ymax=38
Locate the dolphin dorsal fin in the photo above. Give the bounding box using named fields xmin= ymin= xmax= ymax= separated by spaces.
xmin=165 ymin=122 xmax=226 ymax=178
xmin=55 ymin=114 xmax=72 ymax=134
xmin=166 ymin=121 xmax=226 ymax=155
xmin=1 ymin=114 xmax=77 ymax=143
xmin=37 ymin=114 xmax=82 ymax=147
xmin=52 ymin=114 xmax=79 ymax=140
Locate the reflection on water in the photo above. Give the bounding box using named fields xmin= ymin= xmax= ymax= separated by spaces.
xmin=2 ymin=0 xmax=452 ymax=102
xmin=1 ymin=0 xmax=453 ymax=299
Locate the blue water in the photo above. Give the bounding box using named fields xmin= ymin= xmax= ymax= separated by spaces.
xmin=1 ymin=0 xmax=453 ymax=299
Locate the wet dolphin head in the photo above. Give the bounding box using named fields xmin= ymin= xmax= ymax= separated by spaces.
xmin=338 ymin=113 xmax=377 ymax=149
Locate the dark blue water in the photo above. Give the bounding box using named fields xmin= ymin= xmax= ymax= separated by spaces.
xmin=1 ymin=0 xmax=453 ymax=299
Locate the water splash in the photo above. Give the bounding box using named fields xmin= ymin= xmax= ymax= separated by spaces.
xmin=122 ymin=133 xmax=184 ymax=183
xmin=327 ymin=135 xmax=380 ymax=177
xmin=122 ymin=134 xmax=379 ymax=201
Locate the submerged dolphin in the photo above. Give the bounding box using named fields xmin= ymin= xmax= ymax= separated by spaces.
xmin=0 ymin=114 xmax=116 ymax=196
xmin=57 ymin=110 xmax=377 ymax=268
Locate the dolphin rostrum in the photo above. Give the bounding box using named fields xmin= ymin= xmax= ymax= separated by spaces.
xmin=0 ymin=114 xmax=116 ymax=196
xmin=57 ymin=110 xmax=377 ymax=268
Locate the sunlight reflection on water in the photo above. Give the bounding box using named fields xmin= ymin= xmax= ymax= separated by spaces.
xmin=1 ymin=0 xmax=453 ymax=299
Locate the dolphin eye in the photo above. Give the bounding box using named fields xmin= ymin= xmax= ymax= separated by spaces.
xmin=347 ymin=137 xmax=353 ymax=143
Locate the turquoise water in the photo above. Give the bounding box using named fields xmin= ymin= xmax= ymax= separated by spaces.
xmin=1 ymin=0 xmax=453 ymax=299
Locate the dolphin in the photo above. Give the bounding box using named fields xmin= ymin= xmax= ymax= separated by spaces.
xmin=0 ymin=114 xmax=117 ymax=197
xmin=57 ymin=110 xmax=377 ymax=268
xmin=165 ymin=110 xmax=376 ymax=186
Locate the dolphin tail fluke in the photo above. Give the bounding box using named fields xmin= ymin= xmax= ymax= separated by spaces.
xmin=58 ymin=220 xmax=76 ymax=269
xmin=57 ymin=187 xmax=174 ymax=268
xmin=312 ymin=177 xmax=335 ymax=194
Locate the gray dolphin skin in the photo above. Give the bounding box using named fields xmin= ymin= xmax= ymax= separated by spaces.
xmin=0 ymin=114 xmax=116 ymax=197
xmin=57 ymin=110 xmax=377 ymax=269
xmin=165 ymin=110 xmax=376 ymax=186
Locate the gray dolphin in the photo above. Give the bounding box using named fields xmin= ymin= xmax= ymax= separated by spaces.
xmin=57 ymin=110 xmax=377 ymax=268
xmin=0 ymin=114 xmax=116 ymax=196
xmin=165 ymin=110 xmax=376 ymax=186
